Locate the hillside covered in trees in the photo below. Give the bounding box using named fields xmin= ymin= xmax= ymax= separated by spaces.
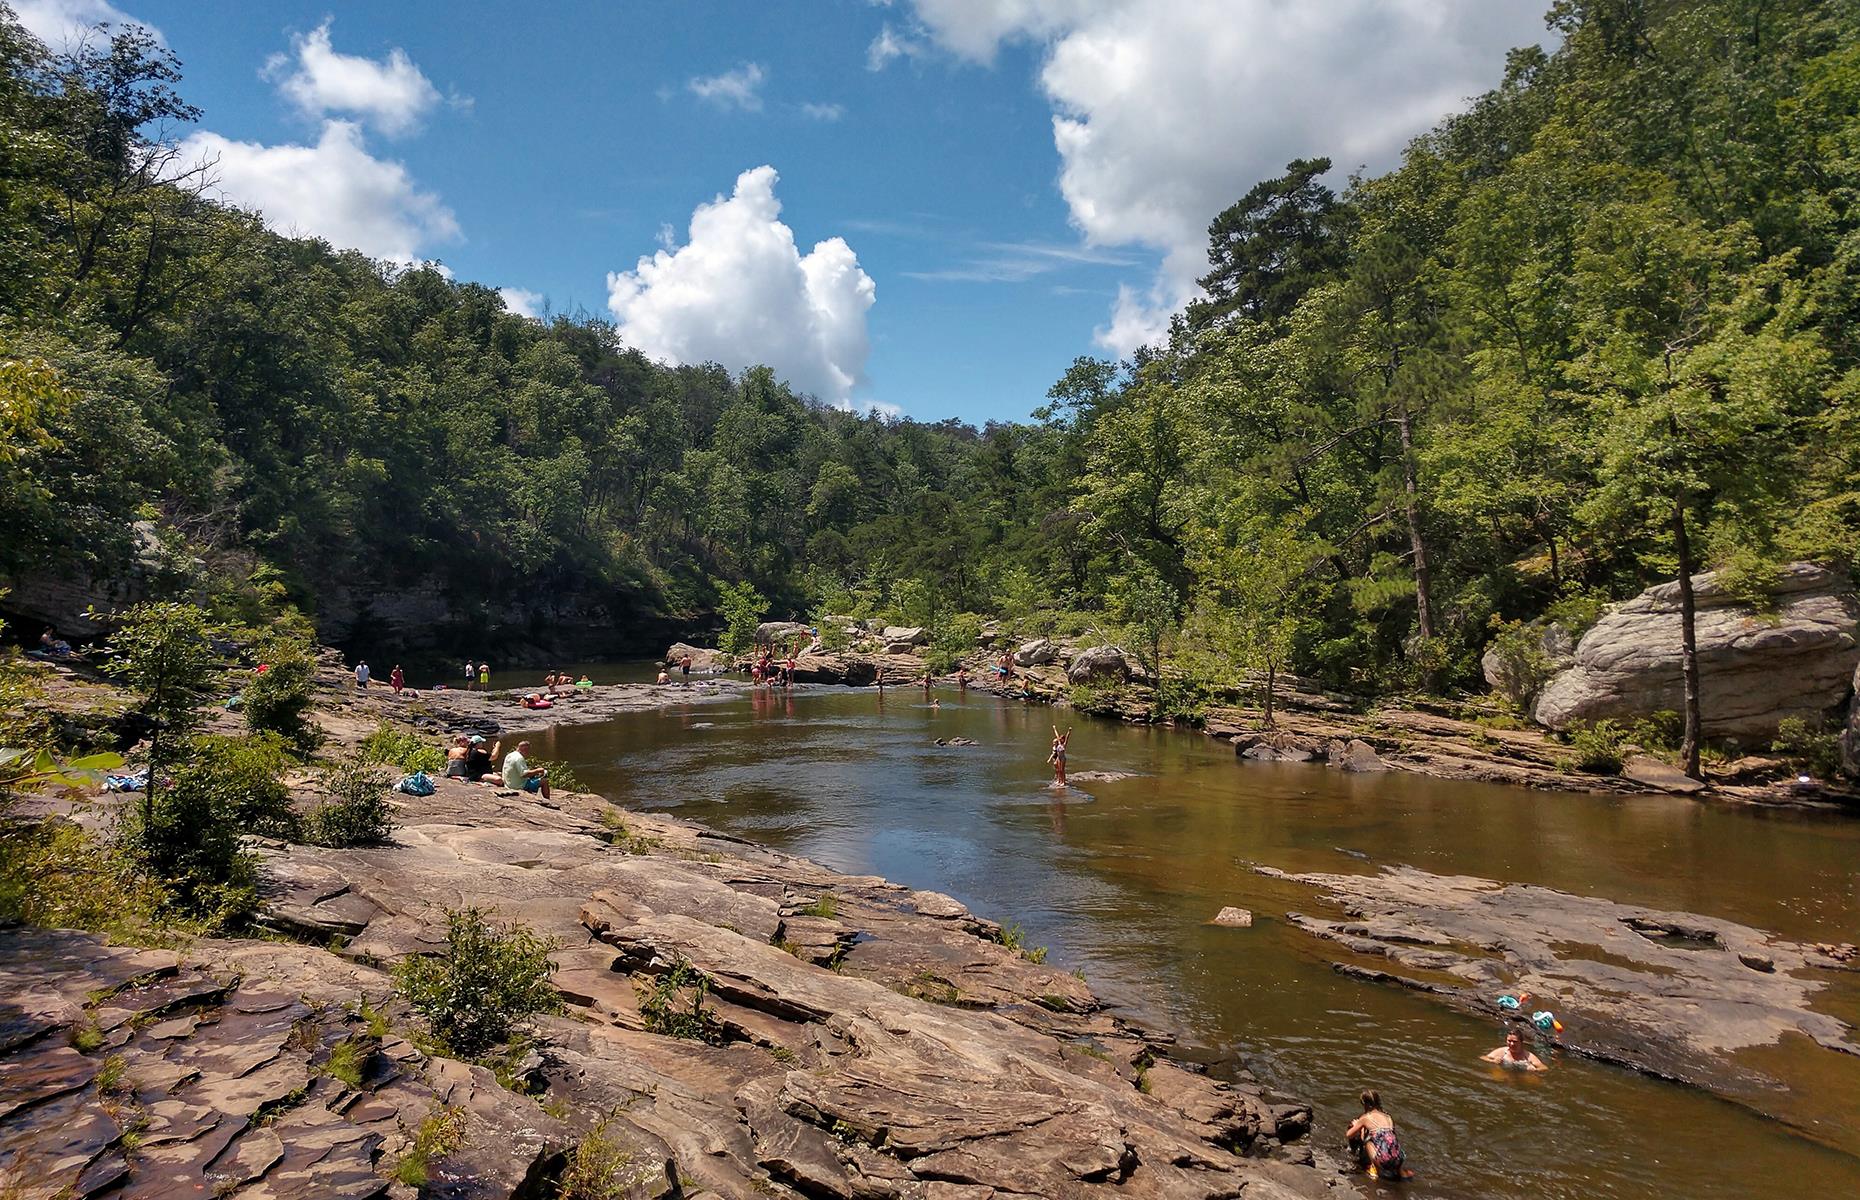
xmin=3 ymin=0 xmax=1859 ymax=705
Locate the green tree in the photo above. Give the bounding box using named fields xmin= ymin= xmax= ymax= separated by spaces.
xmin=713 ymin=578 xmax=766 ymax=656
xmin=101 ymin=602 xmax=219 ymax=830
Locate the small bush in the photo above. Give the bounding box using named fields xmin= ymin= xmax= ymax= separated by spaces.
xmin=301 ymin=757 xmax=395 ymax=847
xmin=1772 ymin=716 xmax=1843 ymax=778
xmin=357 ymin=723 xmax=445 ymax=774
xmin=1 ymin=806 xmax=164 ymax=936
xmin=799 ymin=892 xmax=836 ymax=919
xmin=1561 ymin=720 xmax=1627 ymax=774
xmin=556 ymin=1118 xmax=651 ymax=1200
xmin=117 ymin=738 xmax=267 ymax=927
xmin=530 ymin=757 xmax=584 ymax=794
xmin=1627 ymin=710 xmax=1684 ymax=752
xmin=394 ymin=907 xmax=560 ymax=1057
xmin=243 ymin=637 xmax=321 ymax=754
xmin=637 ymin=955 xmax=723 ymax=1044
xmin=392 ymin=1106 xmax=467 ymax=1188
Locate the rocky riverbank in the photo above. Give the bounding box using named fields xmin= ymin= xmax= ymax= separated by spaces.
xmin=0 ymin=660 xmax=1333 ymax=1199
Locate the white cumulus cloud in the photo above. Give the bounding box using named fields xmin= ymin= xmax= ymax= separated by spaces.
xmin=181 ymin=120 xmax=460 ymax=265
xmin=687 ymin=62 xmax=766 ymax=111
xmin=498 ymin=287 xmax=546 ymax=320
xmin=606 ymin=166 xmax=876 ymax=406
xmin=13 ymin=0 xmax=160 ymax=49
xmin=263 ymin=18 xmax=442 ymax=137
xmin=890 ymin=0 xmax=1548 ymax=354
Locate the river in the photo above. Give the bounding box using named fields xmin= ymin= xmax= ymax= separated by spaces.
xmin=521 ymin=679 xmax=1860 ymax=1199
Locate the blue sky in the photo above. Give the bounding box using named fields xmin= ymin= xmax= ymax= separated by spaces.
xmin=17 ymin=0 xmax=1551 ymax=424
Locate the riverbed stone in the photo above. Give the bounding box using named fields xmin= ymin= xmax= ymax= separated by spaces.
xmin=1014 ymin=638 xmax=1059 ymax=667
xmin=1533 ymin=562 xmax=1860 ymax=738
xmin=1068 ymin=644 xmax=1130 ymax=683
xmin=1211 ymin=907 xmax=1254 ymax=927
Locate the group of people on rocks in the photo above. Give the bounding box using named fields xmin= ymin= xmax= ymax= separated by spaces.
xmin=441 ymin=733 xmax=550 ymax=798
xmin=352 ymin=662 xmax=406 ymax=694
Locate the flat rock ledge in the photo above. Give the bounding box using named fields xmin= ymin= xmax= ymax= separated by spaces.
xmin=1256 ymin=862 xmax=1860 ymax=1145
xmin=0 ymin=776 xmax=1332 ymax=1200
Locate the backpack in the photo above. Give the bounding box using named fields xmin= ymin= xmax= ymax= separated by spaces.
xmin=396 ymin=771 xmax=435 ymax=796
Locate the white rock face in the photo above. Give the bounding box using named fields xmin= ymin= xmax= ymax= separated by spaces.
xmin=1013 ymin=637 xmax=1059 ymax=667
xmin=755 ymin=621 xmax=813 ymax=646
xmin=1067 ymin=645 xmax=1129 ymax=683
xmin=1843 ymin=661 xmax=1860 ymax=778
xmin=1533 ymin=563 xmax=1860 ymax=738
xmin=1211 ymin=907 xmax=1254 ymax=927
xmin=879 ymin=626 xmax=927 ymax=647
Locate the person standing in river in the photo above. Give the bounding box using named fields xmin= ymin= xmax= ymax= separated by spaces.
xmin=1048 ymin=725 xmax=1071 ymax=786
xmin=1344 ymin=1090 xmax=1408 ymax=1180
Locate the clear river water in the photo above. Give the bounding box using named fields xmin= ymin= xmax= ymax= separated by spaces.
xmin=519 ymin=677 xmax=1860 ymax=1200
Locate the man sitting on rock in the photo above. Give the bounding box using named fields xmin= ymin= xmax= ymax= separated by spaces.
xmin=502 ymin=739 xmax=550 ymax=798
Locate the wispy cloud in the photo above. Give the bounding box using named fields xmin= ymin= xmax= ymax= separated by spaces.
xmin=688 ymin=62 xmax=765 ymax=111
xmin=800 ymin=101 xmax=845 ymax=122
xmin=903 ymin=239 xmax=1135 ymax=283
xmin=866 ymin=23 xmax=927 ymax=71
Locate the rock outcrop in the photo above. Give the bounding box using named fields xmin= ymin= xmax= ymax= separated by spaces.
xmin=755 ymin=621 xmax=813 ymax=647
xmin=1068 ymin=645 xmax=1130 ymax=683
xmin=1014 ymin=638 xmax=1059 ymax=667
xmin=1533 ymin=563 xmax=1860 ymax=737
xmin=1846 ymin=661 xmax=1860 ymax=778
xmin=1481 ymin=621 xmax=1574 ymax=708
xmin=1263 ymin=862 xmax=1858 ymax=1132
xmin=665 ymin=642 xmax=726 ymax=669
xmin=879 ymin=626 xmax=926 ymax=648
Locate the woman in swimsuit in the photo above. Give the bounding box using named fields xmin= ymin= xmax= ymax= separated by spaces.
xmin=1344 ymin=1090 xmax=1408 ymax=1179
xmin=443 ymin=735 xmax=471 ymax=779
xmin=1482 ymin=1029 xmax=1548 ymax=1072
xmin=1048 ymin=725 xmax=1071 ymax=786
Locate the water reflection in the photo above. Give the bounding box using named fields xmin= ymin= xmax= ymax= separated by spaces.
xmin=538 ymin=683 xmax=1860 ymax=1200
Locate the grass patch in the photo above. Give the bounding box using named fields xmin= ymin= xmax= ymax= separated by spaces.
xmin=599 ymin=808 xmax=662 ymax=855
xmin=323 ymin=1035 xmax=369 ymax=1088
xmin=69 ymin=1020 xmax=104 ymax=1053
xmin=357 ymin=723 xmax=445 ymax=774
xmin=798 ymin=893 xmax=836 ymax=919
xmin=557 ymin=1117 xmax=650 ymax=1199
xmin=391 ymin=1105 xmax=467 ymax=1188
xmin=96 ymin=1054 xmax=129 ymax=1094
xmin=998 ymin=922 xmax=1048 ymax=964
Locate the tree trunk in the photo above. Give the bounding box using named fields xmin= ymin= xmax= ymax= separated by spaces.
xmin=1263 ymin=657 xmax=1277 ymax=727
xmin=1393 ymin=400 xmax=1435 ymax=642
xmin=1672 ymin=496 xmax=1703 ymax=781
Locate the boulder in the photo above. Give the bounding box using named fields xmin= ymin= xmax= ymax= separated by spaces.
xmin=1844 ymin=661 xmax=1860 ymax=779
xmin=1013 ymin=638 xmax=1059 ymax=667
xmin=1067 ymin=645 xmax=1129 ymax=683
xmin=665 ymin=642 xmax=724 ymax=669
xmin=1329 ymin=739 xmax=1387 ymax=773
xmin=1534 ymin=563 xmax=1860 ymax=738
xmin=1211 ymin=907 xmax=1254 ymax=928
xmin=880 ymin=625 xmax=927 ymax=647
xmin=1481 ymin=621 xmax=1576 ymax=707
xmin=755 ymin=620 xmax=813 ymax=647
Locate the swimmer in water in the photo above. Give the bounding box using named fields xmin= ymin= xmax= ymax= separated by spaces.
xmin=1482 ymin=1029 xmax=1548 ymax=1072
xmin=1048 ymin=725 xmax=1072 ymax=787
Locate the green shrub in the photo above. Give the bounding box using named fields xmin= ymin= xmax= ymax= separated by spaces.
xmin=391 ymin=1106 xmax=467 ymax=1188
xmin=0 ymin=804 xmax=164 ymax=936
xmin=926 ymin=612 xmax=984 ymax=673
xmin=394 ymin=907 xmax=560 ymax=1057
xmin=529 ymin=757 xmax=584 ymax=794
xmin=637 ymin=955 xmax=723 ymax=1044
xmin=302 ymin=756 xmax=395 ymax=848
xmin=1772 ymin=716 xmax=1843 ymax=778
xmin=714 ymin=578 xmax=767 ymax=657
xmin=117 ymin=735 xmax=281 ymax=926
xmin=357 ymin=723 xmax=444 ymax=774
xmin=556 ymin=1118 xmax=648 ymax=1199
xmin=1627 ymin=710 xmax=1684 ymax=752
xmin=243 ymin=636 xmax=321 ymax=754
xmin=1561 ymin=719 xmax=1627 ymax=774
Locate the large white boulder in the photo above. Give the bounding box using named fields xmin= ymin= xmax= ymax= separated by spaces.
xmin=1067 ymin=645 xmax=1129 ymax=683
xmin=1533 ymin=563 xmax=1859 ymax=738
xmin=1013 ymin=637 xmax=1059 ymax=667
xmin=879 ymin=626 xmax=927 ymax=647
xmin=755 ymin=621 xmax=813 ymax=646
xmin=665 ymin=642 xmax=724 ymax=669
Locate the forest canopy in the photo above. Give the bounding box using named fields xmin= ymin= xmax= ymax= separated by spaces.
xmin=2 ymin=0 xmax=1857 ymax=696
